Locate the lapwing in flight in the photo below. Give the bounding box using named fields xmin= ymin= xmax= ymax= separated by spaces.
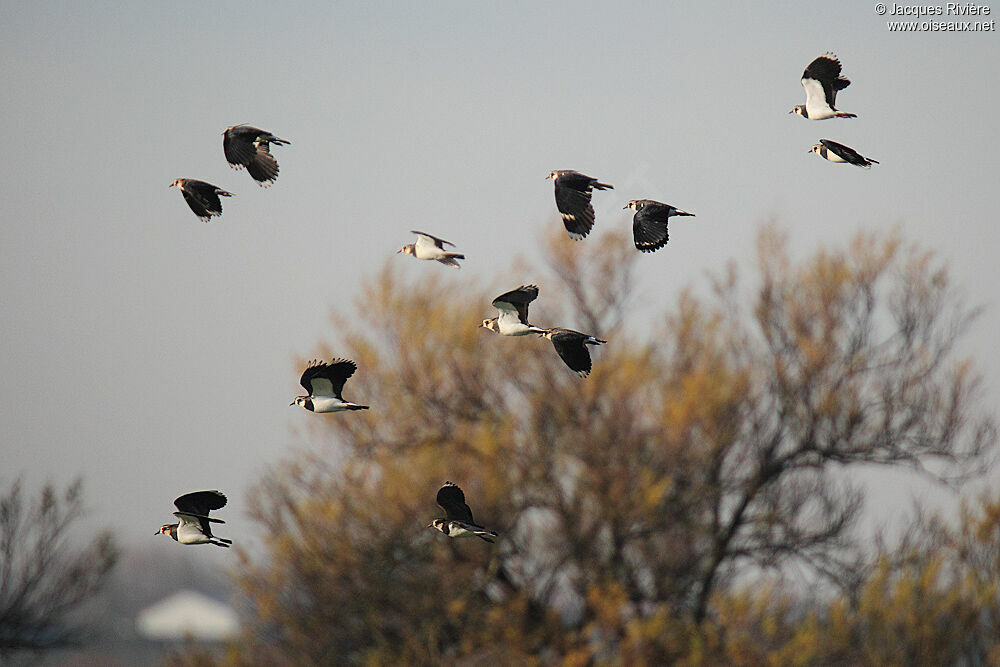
xmin=790 ymin=53 xmax=857 ymax=120
xmin=809 ymin=139 xmax=879 ymax=169
xmin=156 ymin=490 xmax=232 ymax=548
xmin=292 ymin=358 xmax=369 ymax=413
xmin=481 ymin=284 xmax=547 ymax=336
xmin=398 ymin=231 xmax=465 ymax=269
xmin=223 ymin=124 xmax=290 ymax=187
xmin=169 ymin=179 xmax=232 ymax=222
xmin=547 ymin=170 xmax=614 ymax=240
xmin=540 ymin=328 xmax=607 ymax=377
xmin=428 ymin=482 xmax=497 ymax=543
xmin=624 ymin=199 xmax=695 ymax=253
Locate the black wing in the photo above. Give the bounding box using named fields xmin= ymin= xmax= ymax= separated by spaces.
xmin=820 ymin=139 xmax=876 ymax=167
xmin=436 ymin=482 xmax=476 ymax=523
xmin=632 ymin=202 xmax=673 ymax=253
xmin=803 ymin=54 xmax=850 ymax=108
xmin=245 ymin=142 xmax=280 ymax=185
xmin=299 ymin=358 xmax=358 ymax=398
xmin=223 ymin=126 xmax=260 ymax=168
xmin=224 ymin=125 xmax=286 ymax=186
xmin=410 ymin=230 xmax=454 ymax=249
xmin=180 ymin=180 xmax=228 ymax=221
xmin=174 ymin=490 xmax=228 ymax=520
xmin=553 ymin=172 xmax=613 ymax=240
xmin=492 ymin=285 xmax=539 ymax=325
xmin=548 ymin=329 xmax=594 ymax=377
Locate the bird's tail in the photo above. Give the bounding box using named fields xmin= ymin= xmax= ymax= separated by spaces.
xmin=212 ymin=539 xmax=232 ymax=548
xmin=674 ymin=210 xmax=695 ymax=217
xmin=586 ymin=336 xmax=607 ymax=346
xmin=593 ymin=182 xmax=614 ymax=191
xmin=217 ymin=190 xmax=234 ymax=197
xmin=269 ymin=135 xmax=290 ymax=146
xmin=867 ymin=158 xmax=880 ymax=165
xmin=345 ymin=403 xmax=370 ymax=410
xmin=835 ymin=112 xmax=857 ymax=119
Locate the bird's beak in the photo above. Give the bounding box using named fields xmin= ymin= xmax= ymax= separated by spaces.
xmin=289 ymin=400 xmax=296 ymax=406
xmin=622 ymin=204 xmax=628 ymax=209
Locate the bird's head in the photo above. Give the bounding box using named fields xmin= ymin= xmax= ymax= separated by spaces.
xmin=789 ymin=105 xmax=806 ymax=116
xmin=169 ymin=179 xmax=183 ymax=189
xmin=480 ymin=318 xmax=499 ymax=332
xmin=398 ymin=244 xmax=415 ymax=256
xmin=427 ymin=519 xmax=447 ymax=534
xmin=290 ymin=395 xmax=312 ymax=410
xmin=546 ymin=170 xmax=558 ymax=181
xmin=809 ymin=144 xmax=823 ymax=155
xmin=624 ymin=200 xmax=641 ymax=211
xmin=155 ymin=524 xmax=173 ymax=536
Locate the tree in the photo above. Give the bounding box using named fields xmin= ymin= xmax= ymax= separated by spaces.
xmin=225 ymin=225 xmax=994 ymax=663
xmin=0 ymin=478 xmax=118 ymax=655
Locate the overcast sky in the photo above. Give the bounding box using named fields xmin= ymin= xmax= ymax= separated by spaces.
xmin=2 ymin=3 xmax=997 ymax=564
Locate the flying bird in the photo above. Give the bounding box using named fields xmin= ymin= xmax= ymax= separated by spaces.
xmin=624 ymin=199 xmax=695 ymax=253
xmin=809 ymin=139 xmax=879 ymax=168
xmin=397 ymin=231 xmax=465 ymax=269
xmin=156 ymin=490 xmax=232 ymax=548
xmin=547 ymin=170 xmax=614 ymax=240
xmin=789 ymin=53 xmax=857 ymax=120
xmin=169 ymin=179 xmax=232 ymax=222
xmin=222 ymin=125 xmax=290 ymax=186
xmin=540 ymin=328 xmax=607 ymax=377
xmin=481 ymin=285 xmax=547 ymax=335
xmin=292 ymin=358 xmax=369 ymax=413
xmin=428 ymin=481 xmax=497 ymax=543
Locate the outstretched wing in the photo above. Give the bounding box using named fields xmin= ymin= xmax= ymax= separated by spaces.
xmin=632 ymin=203 xmax=671 ymax=253
xmin=436 ymin=482 xmax=476 ymax=523
xmin=245 ymin=142 xmax=280 ymax=185
xmin=300 ymin=358 xmax=358 ymax=399
xmin=174 ymin=490 xmax=228 ymax=522
xmin=223 ymin=126 xmax=259 ymax=168
xmin=180 ymin=180 xmax=227 ymax=221
xmin=554 ymin=179 xmax=597 ymax=240
xmin=411 ymin=230 xmax=454 ymax=250
xmin=492 ymin=285 xmax=539 ymax=325
xmin=549 ymin=329 xmax=594 ymax=377
xmin=802 ymin=54 xmax=850 ymax=109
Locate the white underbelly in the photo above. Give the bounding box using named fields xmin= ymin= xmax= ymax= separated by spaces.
xmin=311 ymin=397 xmax=350 ymax=412
xmin=177 ymin=524 xmax=210 ymax=544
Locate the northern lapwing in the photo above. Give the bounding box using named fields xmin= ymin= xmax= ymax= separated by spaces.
xmin=809 ymin=139 xmax=879 ymax=169
xmin=156 ymin=490 xmax=232 ymax=548
xmin=547 ymin=170 xmax=614 ymax=240
xmin=624 ymin=199 xmax=695 ymax=253
xmin=169 ymin=179 xmax=232 ymax=222
xmin=398 ymin=231 xmax=465 ymax=269
xmin=481 ymin=285 xmax=547 ymax=336
xmin=292 ymin=358 xmax=369 ymax=413
xmin=789 ymin=53 xmax=857 ymax=120
xmin=428 ymin=482 xmax=497 ymax=543
xmin=222 ymin=124 xmax=290 ymax=187
xmin=540 ymin=328 xmax=607 ymax=377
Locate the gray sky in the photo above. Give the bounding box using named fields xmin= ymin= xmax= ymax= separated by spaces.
xmin=2 ymin=2 xmax=998 ymax=560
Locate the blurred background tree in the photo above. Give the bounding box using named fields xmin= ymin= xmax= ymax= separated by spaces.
xmin=0 ymin=478 xmax=118 ymax=656
xmin=218 ymin=225 xmax=994 ymax=664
